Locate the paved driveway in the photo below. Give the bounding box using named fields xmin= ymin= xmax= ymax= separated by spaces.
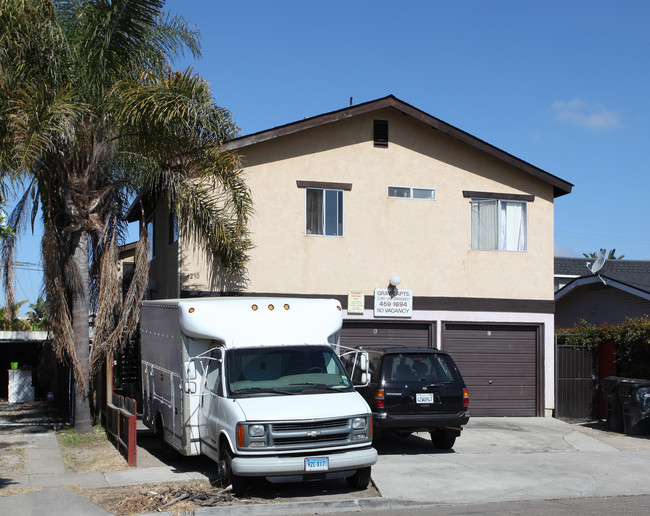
xmin=371 ymin=417 xmax=650 ymax=505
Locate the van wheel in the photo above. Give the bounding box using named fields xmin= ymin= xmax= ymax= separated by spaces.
xmin=346 ymin=466 xmax=371 ymax=489
xmin=220 ymin=445 xmax=247 ymax=496
xmin=431 ymin=429 xmax=456 ymax=449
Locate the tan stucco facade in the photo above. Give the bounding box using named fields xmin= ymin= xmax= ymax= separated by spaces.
xmin=178 ymin=107 xmax=555 ymax=301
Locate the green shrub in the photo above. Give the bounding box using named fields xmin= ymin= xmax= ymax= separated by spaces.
xmin=557 ymin=317 xmax=650 ymax=380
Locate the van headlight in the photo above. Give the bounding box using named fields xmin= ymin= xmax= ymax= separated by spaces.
xmin=352 ymin=417 xmax=367 ymax=430
xmin=248 ymin=424 xmax=266 ymax=437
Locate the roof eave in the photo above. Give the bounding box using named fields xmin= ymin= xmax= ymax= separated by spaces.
xmin=555 ymin=275 xmax=650 ymax=302
xmin=224 ymin=95 xmax=572 ymax=198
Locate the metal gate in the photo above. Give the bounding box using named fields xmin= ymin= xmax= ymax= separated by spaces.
xmin=555 ymin=336 xmax=598 ymax=420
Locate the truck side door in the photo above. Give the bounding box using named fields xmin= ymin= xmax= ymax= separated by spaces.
xmin=198 ymin=348 xmax=223 ymax=461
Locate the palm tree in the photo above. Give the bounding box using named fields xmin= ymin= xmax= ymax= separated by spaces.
xmin=583 ymin=249 xmax=625 ymax=261
xmin=26 ymin=296 xmax=49 ymax=331
xmin=0 ymin=0 xmax=252 ymax=432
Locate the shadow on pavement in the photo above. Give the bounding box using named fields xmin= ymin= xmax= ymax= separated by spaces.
xmin=0 ymin=400 xmax=68 ymax=434
xmin=373 ymin=430 xmax=456 ymax=456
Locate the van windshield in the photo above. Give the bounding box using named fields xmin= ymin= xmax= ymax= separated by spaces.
xmin=226 ymin=345 xmax=354 ymax=396
xmin=383 ymin=353 xmax=459 ymax=383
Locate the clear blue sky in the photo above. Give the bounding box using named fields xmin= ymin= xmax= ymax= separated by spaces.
xmin=6 ymin=0 xmax=650 ymax=308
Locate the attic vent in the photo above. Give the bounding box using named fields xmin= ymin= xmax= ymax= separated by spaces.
xmin=374 ymin=120 xmax=388 ymax=148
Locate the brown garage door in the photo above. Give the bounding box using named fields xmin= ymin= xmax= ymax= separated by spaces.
xmin=340 ymin=322 xmax=431 ymax=349
xmin=443 ymin=324 xmax=539 ymax=417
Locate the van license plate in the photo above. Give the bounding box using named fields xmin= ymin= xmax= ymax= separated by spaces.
xmin=416 ymin=393 xmax=434 ymax=404
xmin=305 ymin=457 xmax=329 ymax=471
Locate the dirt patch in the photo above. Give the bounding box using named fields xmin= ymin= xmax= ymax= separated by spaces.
xmin=75 ymin=482 xmax=268 ymax=515
xmin=0 ymin=443 xmax=24 ymax=477
xmin=56 ymin=428 xmax=129 ymax=474
xmin=0 ymin=486 xmax=43 ymax=498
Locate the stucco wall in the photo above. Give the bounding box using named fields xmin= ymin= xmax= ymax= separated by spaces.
xmin=220 ymin=107 xmax=556 ymax=301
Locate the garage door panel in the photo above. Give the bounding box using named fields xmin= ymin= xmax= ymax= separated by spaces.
xmin=445 ymin=341 xmax=535 ymax=354
xmin=468 ymin=386 xmax=537 ymax=400
xmin=450 ymin=353 xmax=536 ymax=363
xmin=340 ymin=322 xmax=430 ymax=349
xmin=460 ymin=375 xmax=536 ymax=387
xmin=444 ymin=324 xmax=539 ymax=417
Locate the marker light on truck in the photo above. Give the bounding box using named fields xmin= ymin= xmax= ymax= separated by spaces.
xmin=284 ymin=304 xmax=290 ymax=310
xmin=237 ymin=425 xmax=245 ymax=447
xmin=251 ymin=304 xmax=258 ymax=311
xmin=268 ymin=304 xmax=274 ymax=310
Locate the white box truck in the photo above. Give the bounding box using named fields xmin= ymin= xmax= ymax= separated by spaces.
xmin=140 ymin=297 xmax=377 ymax=493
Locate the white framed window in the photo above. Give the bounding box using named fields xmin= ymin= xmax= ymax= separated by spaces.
xmin=306 ymin=188 xmax=343 ymax=236
xmin=470 ymin=198 xmax=527 ymax=251
xmin=388 ymin=186 xmax=436 ymax=200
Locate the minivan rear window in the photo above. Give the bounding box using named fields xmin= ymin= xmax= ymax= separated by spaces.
xmin=383 ymin=353 xmax=457 ymax=383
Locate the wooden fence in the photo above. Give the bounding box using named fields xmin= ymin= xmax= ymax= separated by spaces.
xmin=107 ymin=392 xmax=137 ymax=467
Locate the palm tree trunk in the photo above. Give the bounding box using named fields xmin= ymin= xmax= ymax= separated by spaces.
xmin=72 ymin=231 xmax=93 ymax=433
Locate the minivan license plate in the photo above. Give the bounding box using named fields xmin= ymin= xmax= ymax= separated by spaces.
xmin=416 ymin=393 xmax=434 ymax=404
xmin=305 ymin=457 xmax=329 ymax=471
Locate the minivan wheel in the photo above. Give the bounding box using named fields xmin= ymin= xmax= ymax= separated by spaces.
xmin=431 ymin=429 xmax=456 ymax=449
xmin=346 ymin=466 xmax=371 ymax=489
xmin=220 ymin=445 xmax=247 ymax=495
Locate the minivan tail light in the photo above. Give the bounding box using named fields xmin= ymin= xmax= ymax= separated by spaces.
xmin=463 ymin=388 xmax=469 ymax=407
xmin=374 ymin=389 xmax=385 ymax=409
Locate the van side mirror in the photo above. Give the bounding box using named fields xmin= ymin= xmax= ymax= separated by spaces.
xmin=360 ymin=353 xmax=368 ymax=371
xmin=356 ymin=351 xmax=370 ymax=387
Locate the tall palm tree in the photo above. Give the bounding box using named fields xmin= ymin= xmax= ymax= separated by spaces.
xmin=0 ymin=0 xmax=252 ymax=432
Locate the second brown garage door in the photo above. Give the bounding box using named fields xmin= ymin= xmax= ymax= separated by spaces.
xmin=443 ymin=324 xmax=540 ymax=417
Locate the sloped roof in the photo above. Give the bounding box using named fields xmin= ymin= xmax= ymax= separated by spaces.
xmin=224 ymin=95 xmax=573 ymax=198
xmin=555 ymin=257 xmax=650 ymax=299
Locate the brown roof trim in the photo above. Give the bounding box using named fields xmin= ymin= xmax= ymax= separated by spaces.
xmin=224 ymin=95 xmax=573 ymax=198
xmin=463 ymin=191 xmax=535 ymax=202
xmin=296 ymin=180 xmax=353 ymax=191
xmin=180 ymin=290 xmax=555 ymax=314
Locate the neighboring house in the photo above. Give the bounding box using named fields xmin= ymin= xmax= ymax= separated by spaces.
xmin=134 ymin=95 xmax=573 ymax=417
xmin=555 ymin=257 xmax=650 ymax=328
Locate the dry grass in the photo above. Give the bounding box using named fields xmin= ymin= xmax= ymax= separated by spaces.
xmin=56 ymin=426 xmax=129 ymax=473
xmin=74 ymin=482 xmax=267 ymax=515
xmin=0 ymin=446 xmax=24 ymax=477
xmin=0 ymin=486 xmax=43 ymax=498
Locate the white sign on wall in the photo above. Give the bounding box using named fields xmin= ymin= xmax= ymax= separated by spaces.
xmin=374 ymin=288 xmax=413 ymax=318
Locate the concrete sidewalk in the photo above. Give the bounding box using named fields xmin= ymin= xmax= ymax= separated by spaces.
xmin=0 ymin=427 xmax=210 ymax=516
xmin=2 ymin=417 xmax=650 ymax=515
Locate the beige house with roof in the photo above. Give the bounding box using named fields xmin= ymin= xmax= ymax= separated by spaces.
xmin=136 ymin=95 xmax=573 ymax=417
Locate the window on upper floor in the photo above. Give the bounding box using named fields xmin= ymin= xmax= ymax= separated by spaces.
xmin=388 ymin=186 xmax=436 ymax=200
xmin=306 ymin=187 xmax=343 ymax=236
xmin=470 ymin=198 xmax=527 ymax=252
